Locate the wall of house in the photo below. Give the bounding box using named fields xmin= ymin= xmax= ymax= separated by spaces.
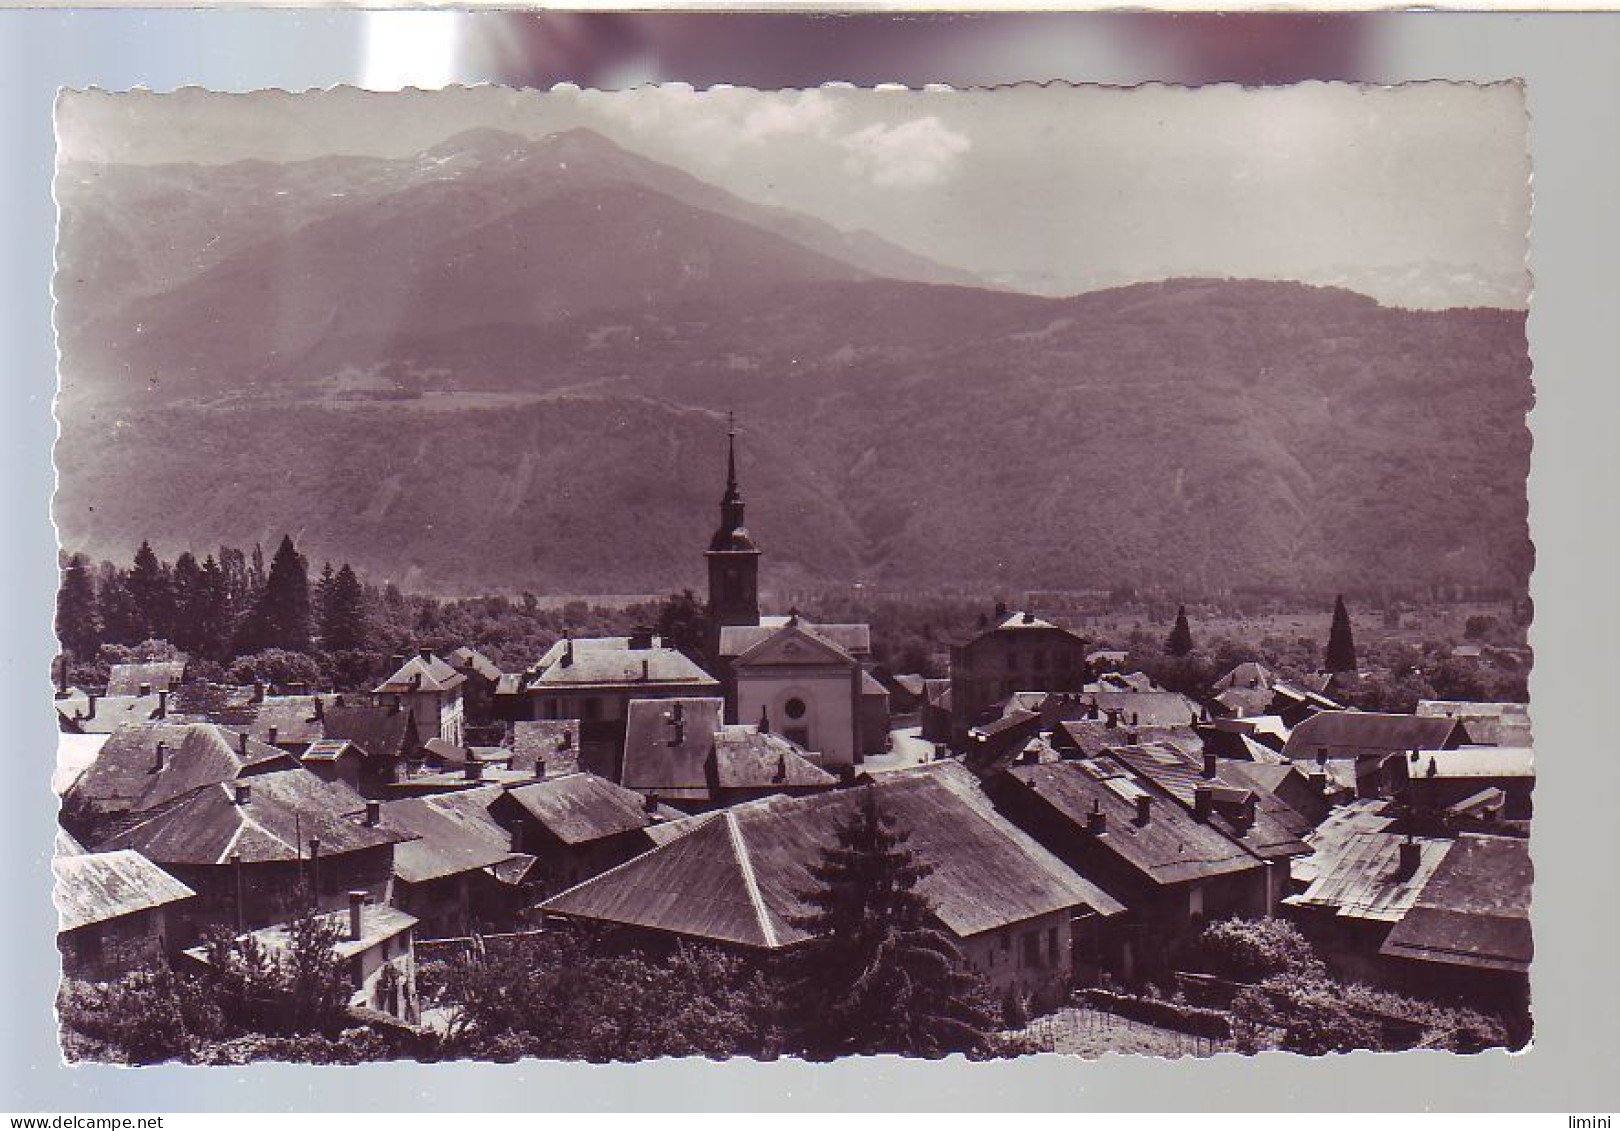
xmin=58 ymin=906 xmax=173 ymax=981
xmin=735 ymin=666 xmax=858 ymax=770
xmin=349 ymin=928 xmax=419 ymax=1025
xmin=950 ymin=628 xmax=1089 ymax=739
xmin=957 ymin=910 xmax=1075 ymax=1009
xmin=386 ymin=689 xmax=463 ymax=746
xmin=164 ymin=846 xmax=396 ymax=942
xmin=396 ymin=874 xmax=474 ymax=939
xmin=859 ymin=691 xmax=890 ymax=757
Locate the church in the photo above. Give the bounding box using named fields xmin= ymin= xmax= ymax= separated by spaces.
xmin=701 ymin=418 xmax=887 ymax=772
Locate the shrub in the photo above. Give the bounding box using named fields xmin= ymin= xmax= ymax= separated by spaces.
xmin=1197 ymin=917 xmax=1326 ymax=983
xmin=57 ymin=968 xmax=191 ymax=1065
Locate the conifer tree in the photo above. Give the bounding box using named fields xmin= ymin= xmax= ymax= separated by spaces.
xmin=194 ymin=555 xmax=233 ymax=660
xmin=318 ymin=563 xmax=370 ymax=652
xmin=94 ymin=561 xmax=145 ymax=646
xmin=125 ymin=541 xmax=173 ymax=644
xmin=55 ymin=552 xmax=99 ymax=659
xmin=169 ymin=551 xmax=204 ymax=655
xmin=788 ymin=788 xmax=993 ymax=1059
xmin=1325 ymin=594 xmax=1358 ymax=673
xmin=1166 ymin=605 xmax=1194 ymax=657
xmin=235 ymin=535 xmax=313 ymax=655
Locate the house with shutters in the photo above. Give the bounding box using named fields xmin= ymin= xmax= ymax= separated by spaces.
xmin=949 ymin=611 xmax=1090 ymax=745
xmin=374 ymin=649 xmax=468 ymax=746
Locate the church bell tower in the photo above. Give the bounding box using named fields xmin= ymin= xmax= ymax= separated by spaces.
xmin=706 ymin=414 xmax=761 ymax=630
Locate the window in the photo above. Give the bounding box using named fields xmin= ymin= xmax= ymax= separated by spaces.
xmin=784 ymin=697 xmax=807 ymax=721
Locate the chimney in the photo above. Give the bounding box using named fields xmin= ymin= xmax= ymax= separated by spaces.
xmin=465 ymin=760 xmax=483 ymax=781
xmin=156 ymin=690 xmax=169 ymax=719
xmin=348 ymin=891 xmax=366 ymax=942
xmin=1087 ymin=700 xmax=1099 ymax=721
xmin=759 ymin=705 xmax=771 ymax=734
xmin=1193 ymin=785 xmax=1213 ymax=822
xmin=1106 ymin=709 xmax=1120 ymax=729
xmin=1239 ymin=794 xmax=1258 ymax=828
xmin=267 ymin=726 xmax=279 ymax=746
xmin=1316 ymin=747 xmax=1328 ymax=767
xmin=1126 ymin=730 xmax=1138 ymax=745
xmin=252 ymin=681 xmax=266 ymax=703
xmin=534 ymin=757 xmax=546 ymax=779
xmin=994 ymin=600 xmax=1008 ymax=620
xmin=153 ymin=741 xmax=167 ymax=772
xmin=1022 ymin=611 xmax=1035 ymax=625
xmin=1396 ymin=836 xmax=1422 ymax=881
xmin=238 ymin=731 xmax=249 ymax=755
xmin=313 ymin=697 xmax=325 ymax=721
xmin=85 ymin=694 xmax=97 ymax=720
xmin=419 ymin=647 xmax=433 ymax=662
xmin=234 ymin=781 xmax=251 ymax=806
xmin=629 ymin=625 xmax=654 ymax=650
xmin=1134 ymin=794 xmax=1153 ymax=825
xmin=561 ymin=640 xmax=574 ymax=667
xmin=1086 ymin=798 xmax=1107 ymax=835
xmin=643 ymin=792 xmax=659 ymax=814
xmin=641 ymin=658 xmax=650 ymax=682
xmin=410 ymin=673 xmax=422 ymax=691
xmin=364 ymin=800 xmax=381 ymax=826
xmin=139 ymin=682 xmax=153 ymax=697
xmin=1202 ymin=752 xmax=1218 ymax=780
xmin=560 ymin=729 xmax=572 ymax=750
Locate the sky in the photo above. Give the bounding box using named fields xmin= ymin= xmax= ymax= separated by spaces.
xmin=55 ymin=82 xmax=1531 ymax=309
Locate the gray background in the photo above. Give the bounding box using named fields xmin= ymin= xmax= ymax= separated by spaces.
xmin=1 ymin=10 xmax=1615 ymax=1112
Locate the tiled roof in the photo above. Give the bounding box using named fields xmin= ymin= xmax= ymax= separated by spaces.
xmin=860 ymin=670 xmax=890 ymax=698
xmin=56 ymin=693 xmax=163 ymax=734
xmin=712 ymin=727 xmax=838 ymax=790
xmin=720 ymin=620 xmax=872 ymax=659
xmin=66 ymin=723 xmax=296 ymax=815
xmin=201 ymin=903 xmax=418 ymax=964
xmin=1291 ymin=799 xmax=1396 ymax=886
xmin=510 ymin=720 xmax=582 ymax=776
xmin=732 ymin=622 xmax=857 ymax=669
xmin=321 ymin=702 xmax=418 ymax=760
xmin=498 ymin=773 xmax=654 ymax=846
xmin=620 ymin=699 xmax=835 ymax=802
xmin=1283 ymin=711 xmax=1468 ymax=759
xmin=529 ymin=641 xmax=718 ymax=689
xmin=105 ymin=661 xmax=187 ymax=698
xmin=1284 ymin=832 xmax=1451 ymax=923
xmin=446 ymin=646 xmax=503 ymax=683
xmin=1212 ymin=662 xmax=1278 ymax=692
xmin=1415 ymin=701 xmax=1533 ymax=748
xmin=54 ymin=849 xmax=195 ymax=932
xmin=54 ymin=733 xmax=108 ymax=797
xmin=1103 ymin=745 xmax=1312 ymax=860
xmin=99 ymin=768 xmax=408 ymax=866
xmin=375 ymin=652 xmax=467 ymax=695
xmin=542 ymin=762 xmax=1122 ymax=948
xmin=377 ymin=786 xmax=514 ymax=884
xmin=1405 ymin=747 xmax=1535 ymax=780
xmin=1379 ymin=834 xmax=1533 ymax=973
xmin=1080 ymin=690 xmax=1204 ymax=728
xmin=177 ymin=693 xmax=334 ymax=748
xmin=1008 ymin=760 xmax=1261 ymax=886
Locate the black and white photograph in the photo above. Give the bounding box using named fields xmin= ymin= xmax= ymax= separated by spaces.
xmin=49 ymin=80 xmax=1534 ymax=1066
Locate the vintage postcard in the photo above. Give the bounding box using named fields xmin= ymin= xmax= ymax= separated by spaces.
xmin=50 ymin=82 xmax=1532 ymax=1065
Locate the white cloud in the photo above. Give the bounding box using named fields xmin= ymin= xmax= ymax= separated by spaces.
xmin=838 ymin=117 xmax=972 ymax=190
xmin=591 ymin=89 xmax=969 ymax=190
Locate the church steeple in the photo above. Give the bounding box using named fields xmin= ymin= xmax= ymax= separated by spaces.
xmin=706 ymin=412 xmax=761 ymax=629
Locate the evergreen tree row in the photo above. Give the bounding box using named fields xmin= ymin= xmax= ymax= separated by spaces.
xmin=55 ymin=535 xmax=369 ymax=665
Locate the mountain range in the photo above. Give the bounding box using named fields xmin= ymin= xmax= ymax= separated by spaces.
xmin=53 ymin=127 xmax=1533 ymax=600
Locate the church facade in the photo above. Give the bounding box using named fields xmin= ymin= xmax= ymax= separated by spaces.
xmin=702 ymin=420 xmax=882 ymax=771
